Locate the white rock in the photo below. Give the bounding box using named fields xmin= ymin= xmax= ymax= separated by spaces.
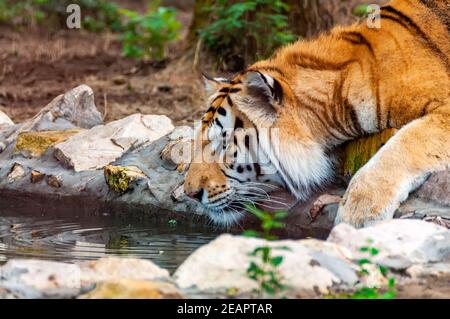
xmin=169 ymin=125 xmax=193 ymax=141
xmin=0 ymin=259 xmax=82 ymax=292
xmin=173 ymin=234 xmax=357 ymax=297
xmin=327 ymin=219 xmax=450 ymax=269
xmin=78 ymin=257 xmax=170 ymax=285
xmin=54 ymin=114 xmax=174 ymax=171
xmin=0 ymin=257 xmax=170 ymax=298
xmin=406 ymin=262 xmax=450 ymax=279
xmin=0 ymin=110 xmax=14 ymax=126
xmin=7 ymin=163 xmax=26 ymax=183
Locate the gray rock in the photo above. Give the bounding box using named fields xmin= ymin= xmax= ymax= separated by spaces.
xmin=0 ymin=259 xmax=82 ymax=298
xmin=0 ymin=85 xmax=102 ymax=159
xmin=173 ymin=234 xmax=358 ymax=297
xmin=54 ymin=114 xmax=174 ymax=172
xmin=0 ymin=257 xmax=170 ymax=299
xmin=327 ymin=219 xmax=450 ymax=269
xmin=415 ymin=170 xmax=450 ymax=206
xmin=406 ymin=262 xmax=450 ymax=279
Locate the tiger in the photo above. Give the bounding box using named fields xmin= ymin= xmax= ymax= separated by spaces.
xmin=173 ymin=0 xmax=450 ymax=228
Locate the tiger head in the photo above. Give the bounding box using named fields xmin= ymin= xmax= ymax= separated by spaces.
xmin=183 ymin=69 xmax=333 ymax=227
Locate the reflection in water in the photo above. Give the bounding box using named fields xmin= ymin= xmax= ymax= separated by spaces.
xmin=0 ymin=213 xmax=218 ymax=272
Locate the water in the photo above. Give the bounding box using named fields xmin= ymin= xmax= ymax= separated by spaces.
xmin=0 ymin=211 xmax=218 ymax=272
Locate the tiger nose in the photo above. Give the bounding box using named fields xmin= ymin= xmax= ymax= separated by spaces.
xmin=187 ymin=188 xmax=205 ymax=202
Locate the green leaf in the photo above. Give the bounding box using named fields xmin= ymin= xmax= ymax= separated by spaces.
xmin=358 ymin=258 xmax=371 ymax=266
xmin=242 ymin=230 xmax=260 ymax=238
xmin=270 ymin=256 xmax=283 ymax=267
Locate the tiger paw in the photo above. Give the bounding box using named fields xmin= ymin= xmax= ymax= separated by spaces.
xmin=334 ymin=170 xmax=400 ymax=228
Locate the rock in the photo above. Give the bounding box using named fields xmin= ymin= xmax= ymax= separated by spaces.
xmin=79 ymin=280 xmax=183 ymax=299
xmin=173 ymin=234 xmax=357 ymax=297
xmin=54 ymin=114 xmax=174 ymax=172
xmin=104 ymin=165 xmax=146 ymax=193
xmin=0 ymin=259 xmax=82 ymax=298
xmin=7 ymin=163 xmax=26 ymax=183
xmin=78 ymin=257 xmax=170 ymax=286
xmin=0 ymin=287 xmax=17 ymax=299
xmin=327 ymin=219 xmax=450 ymax=269
xmin=47 ymin=175 xmax=62 ymax=188
xmin=415 ymin=170 xmax=450 ymax=206
xmin=169 ymin=126 xmax=193 ymax=141
xmin=0 ymin=110 xmax=14 ymax=126
xmin=0 ymin=257 xmax=170 ymax=298
xmin=28 ymin=84 xmax=103 ymax=131
xmin=0 ymin=85 xmax=102 ymax=159
xmin=14 ymin=130 xmax=82 ymax=157
xmin=406 ymin=262 xmax=450 ymax=279
xmin=30 ymin=170 xmax=45 ymax=183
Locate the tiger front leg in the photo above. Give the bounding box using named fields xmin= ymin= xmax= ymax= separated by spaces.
xmin=335 ymin=109 xmax=450 ymax=228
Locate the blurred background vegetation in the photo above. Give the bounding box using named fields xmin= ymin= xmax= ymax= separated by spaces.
xmin=0 ymin=0 xmax=384 ymax=125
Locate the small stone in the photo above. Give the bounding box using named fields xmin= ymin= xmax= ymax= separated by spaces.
xmin=47 ymin=175 xmax=62 ymax=188
xmin=112 ymin=75 xmax=127 ymax=85
xmin=7 ymin=163 xmax=26 ymax=183
xmin=30 ymin=170 xmax=45 ymax=183
xmin=104 ymin=165 xmax=146 ymax=193
xmin=78 ymin=280 xmax=183 ymax=299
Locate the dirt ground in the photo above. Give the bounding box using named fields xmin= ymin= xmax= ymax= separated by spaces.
xmin=0 ymin=1 xmax=207 ymax=126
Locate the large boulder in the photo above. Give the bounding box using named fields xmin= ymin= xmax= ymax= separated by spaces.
xmin=173 ymin=234 xmax=358 ymax=298
xmin=0 ymin=257 xmax=170 ymax=299
xmin=327 ymin=219 xmax=450 ymax=269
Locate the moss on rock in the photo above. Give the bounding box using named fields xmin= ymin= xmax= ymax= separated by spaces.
xmin=14 ymin=130 xmax=82 ymax=157
xmin=104 ymin=165 xmax=145 ymax=193
xmin=342 ymin=128 xmax=398 ymax=176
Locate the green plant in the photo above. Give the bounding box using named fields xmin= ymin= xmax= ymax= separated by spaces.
xmin=199 ymin=0 xmax=296 ymax=70
xmin=168 ymin=219 xmax=177 ymax=227
xmin=0 ymin=0 xmax=46 ymax=25
xmin=352 ymin=4 xmax=372 ymax=18
xmin=247 ymin=245 xmax=289 ymax=296
xmin=0 ymin=0 xmax=123 ymax=31
xmin=119 ymin=5 xmax=181 ymax=60
xmin=351 ymin=240 xmax=397 ymax=299
xmin=242 ymin=204 xmax=288 ymax=240
xmin=329 ymin=240 xmax=397 ymax=299
xmin=243 ymin=204 xmax=289 ymax=297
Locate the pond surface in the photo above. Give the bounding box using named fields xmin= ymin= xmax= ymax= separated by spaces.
xmin=0 ymin=211 xmax=218 ymax=272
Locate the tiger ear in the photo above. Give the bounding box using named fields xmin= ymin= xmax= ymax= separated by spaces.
xmin=243 ymin=71 xmax=283 ymax=104
xmin=202 ymin=73 xmax=229 ymax=97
